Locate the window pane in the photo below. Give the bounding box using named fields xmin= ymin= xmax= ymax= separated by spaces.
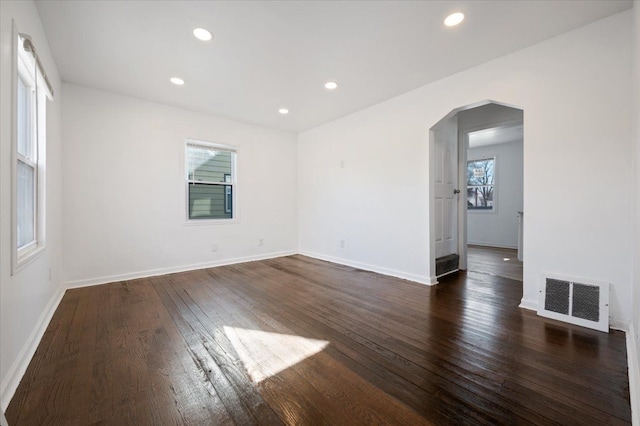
xmin=17 ymin=75 xmax=32 ymax=158
xmin=467 ymin=158 xmax=494 ymax=186
xmin=187 ymin=145 xmax=232 ymax=183
xmin=467 ymin=186 xmax=494 ymax=210
xmin=189 ymin=183 xmax=233 ymax=219
xmin=17 ymin=161 xmax=35 ymax=247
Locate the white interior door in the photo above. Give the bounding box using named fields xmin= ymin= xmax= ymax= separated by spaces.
xmin=433 ymin=121 xmax=458 ymax=259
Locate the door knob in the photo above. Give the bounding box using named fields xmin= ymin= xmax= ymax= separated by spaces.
xmin=453 ymin=189 xmax=460 ymax=194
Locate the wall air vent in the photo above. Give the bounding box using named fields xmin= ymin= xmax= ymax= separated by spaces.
xmin=538 ymin=275 xmax=609 ymax=332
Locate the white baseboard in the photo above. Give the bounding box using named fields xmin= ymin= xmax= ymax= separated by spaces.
xmin=627 ymin=322 xmax=640 ymax=426
xmin=611 ymin=320 xmax=631 ymax=332
xmin=468 ymin=242 xmax=518 ymax=250
xmin=64 ymin=250 xmax=297 ymax=289
xmin=299 ymin=251 xmax=434 ymax=286
xmin=0 ymin=284 xmax=65 ymax=412
xmin=519 ymin=297 xmax=537 ymax=311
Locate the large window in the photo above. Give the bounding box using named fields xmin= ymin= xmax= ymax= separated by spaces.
xmin=13 ymin=31 xmax=51 ymax=271
xmin=186 ymin=140 xmax=236 ymax=220
xmin=467 ymin=157 xmax=495 ymax=210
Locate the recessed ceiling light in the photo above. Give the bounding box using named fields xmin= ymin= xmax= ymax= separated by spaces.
xmin=278 ymin=108 xmax=289 ymax=115
xmin=444 ymin=12 xmax=465 ymax=27
xmin=324 ymin=81 xmax=338 ymax=90
xmin=193 ymin=27 xmax=213 ymax=41
xmin=170 ymin=77 xmax=185 ymax=85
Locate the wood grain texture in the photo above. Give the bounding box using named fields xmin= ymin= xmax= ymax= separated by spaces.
xmin=467 ymin=245 xmax=523 ymax=281
xmin=6 ymin=255 xmax=630 ymax=425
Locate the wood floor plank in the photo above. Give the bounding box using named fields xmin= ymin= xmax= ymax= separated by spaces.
xmin=467 ymin=245 xmax=523 ymax=281
xmin=155 ymin=275 xmax=282 ymax=425
xmin=213 ymin=261 xmax=539 ymax=425
xmin=6 ymin=255 xmax=631 ymax=425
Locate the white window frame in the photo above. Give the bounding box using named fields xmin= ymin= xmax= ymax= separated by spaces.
xmin=11 ymin=24 xmax=49 ymax=273
xmin=184 ymin=139 xmax=238 ymax=224
xmin=466 ymin=156 xmax=497 ymax=213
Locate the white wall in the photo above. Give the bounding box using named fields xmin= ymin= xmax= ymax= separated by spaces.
xmin=467 ymin=140 xmax=523 ymax=249
xmin=0 ymin=0 xmax=64 ymax=411
xmin=62 ymin=84 xmax=298 ymax=286
xmin=631 ymin=0 xmax=640 ymax=397
xmin=627 ymin=0 xmax=640 ymax=424
xmin=298 ymin=11 xmax=634 ymax=326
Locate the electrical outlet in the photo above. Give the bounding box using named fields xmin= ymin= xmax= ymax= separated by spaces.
xmin=258 ymin=238 xmax=264 ymax=246
xmin=340 ymin=240 xmax=345 ymax=248
xmin=211 ymin=244 xmax=218 ymax=252
xmin=340 ymin=160 xmax=345 ymax=168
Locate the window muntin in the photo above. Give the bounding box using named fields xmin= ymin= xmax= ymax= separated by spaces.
xmin=186 ymin=141 xmax=236 ymax=220
xmin=467 ymin=157 xmax=495 ymax=210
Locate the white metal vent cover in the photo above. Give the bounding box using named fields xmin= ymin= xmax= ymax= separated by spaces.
xmin=537 ymin=274 xmax=609 ymax=333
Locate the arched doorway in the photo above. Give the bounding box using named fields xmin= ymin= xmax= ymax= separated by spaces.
xmin=429 ymin=101 xmax=524 ymax=283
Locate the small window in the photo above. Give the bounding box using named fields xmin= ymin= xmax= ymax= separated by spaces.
xmin=186 ymin=140 xmax=236 ymax=220
xmin=467 ymin=157 xmax=495 ymax=210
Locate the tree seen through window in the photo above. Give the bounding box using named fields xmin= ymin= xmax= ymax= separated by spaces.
xmin=467 ymin=158 xmax=495 ymax=210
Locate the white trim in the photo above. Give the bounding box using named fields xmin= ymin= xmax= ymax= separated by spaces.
xmin=184 ymin=139 xmax=238 ymax=223
xmin=458 ymin=130 xmax=468 ymax=271
xmin=519 ymin=297 xmax=538 ymax=311
xmin=64 ymin=251 xmax=297 ymax=289
xmin=185 ymin=138 xmax=236 ymax=153
xmin=467 ymin=242 xmax=518 ymax=250
xmin=300 ymin=250 xmax=434 ymax=286
xmin=11 ymin=21 xmax=47 ymax=275
xmin=610 ymin=320 xmax=630 ymax=332
xmin=428 ymin=128 xmax=437 ymax=281
xmin=627 ymin=322 xmax=640 ymax=426
xmin=462 ymin=118 xmax=524 ymax=138
xmin=0 ymin=285 xmax=65 ymax=411
xmin=13 ymin=245 xmax=45 ymax=274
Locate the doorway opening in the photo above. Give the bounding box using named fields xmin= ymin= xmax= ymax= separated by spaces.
xmin=429 ymin=101 xmax=523 ymax=283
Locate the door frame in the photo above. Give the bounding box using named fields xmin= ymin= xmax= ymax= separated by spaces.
xmin=458 ymin=117 xmax=524 ymax=271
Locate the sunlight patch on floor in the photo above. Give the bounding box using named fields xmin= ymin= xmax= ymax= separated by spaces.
xmin=223 ymin=326 xmax=329 ymax=383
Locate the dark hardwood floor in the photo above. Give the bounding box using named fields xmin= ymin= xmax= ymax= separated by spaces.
xmin=467 ymin=245 xmax=523 ymax=281
xmin=6 ymin=255 xmax=630 ymax=425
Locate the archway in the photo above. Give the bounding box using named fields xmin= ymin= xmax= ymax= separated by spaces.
xmin=429 ymin=100 xmax=524 ymax=283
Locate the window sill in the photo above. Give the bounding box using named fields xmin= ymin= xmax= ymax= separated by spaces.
xmin=468 ymin=209 xmax=498 ymax=215
xmin=13 ymin=243 xmax=46 ymax=275
xmin=184 ymin=218 xmax=239 ymax=226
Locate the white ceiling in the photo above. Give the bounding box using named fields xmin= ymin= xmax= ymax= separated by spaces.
xmin=468 ymin=124 xmax=523 ymax=149
xmin=35 ymin=0 xmax=632 ymax=133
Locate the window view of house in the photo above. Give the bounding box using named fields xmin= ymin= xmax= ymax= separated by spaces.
xmin=467 ymin=157 xmax=495 ymax=210
xmin=186 ymin=142 xmax=235 ymax=219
